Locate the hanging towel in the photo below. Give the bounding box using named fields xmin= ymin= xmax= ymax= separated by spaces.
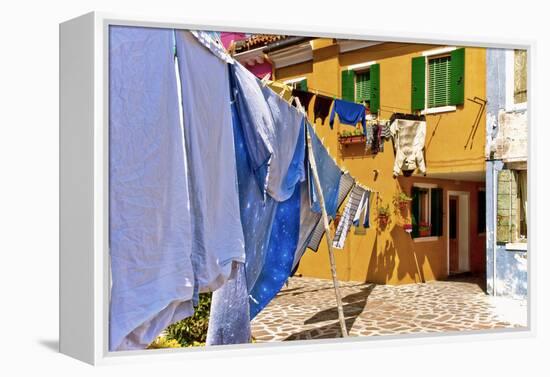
xmin=206 ymin=262 xmax=250 ymax=345
xmin=175 ymin=30 xmax=245 ymax=292
xmin=329 ymin=99 xmax=366 ymax=133
xmin=353 ymin=191 xmax=367 ymax=227
xmin=333 ymin=185 xmax=366 ymax=249
xmin=306 ymin=172 xmax=354 ymax=252
xmin=109 ymin=26 xmax=195 ymax=352
xmin=313 ymin=94 xmax=333 ymax=124
xmin=292 ymin=89 xmax=315 ymax=109
xmin=363 ymin=190 xmax=372 ymax=228
xmin=390 ymin=118 xmax=427 ymax=176
xmin=365 ymin=125 xmax=374 ymax=150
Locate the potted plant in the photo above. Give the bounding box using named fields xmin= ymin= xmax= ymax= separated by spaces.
xmin=403 ymin=223 xmax=413 ymax=233
xmin=338 ymin=128 xmax=366 ymax=145
xmin=377 ymin=204 xmax=390 ymax=227
xmin=396 ymin=192 xmax=412 ymax=210
xmin=419 ymin=222 xmax=431 ymax=237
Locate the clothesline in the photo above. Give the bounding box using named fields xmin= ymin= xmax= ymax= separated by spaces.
xmin=283 ymin=83 xmax=412 ymax=114
xmin=291 ymin=95 xmax=379 ymax=196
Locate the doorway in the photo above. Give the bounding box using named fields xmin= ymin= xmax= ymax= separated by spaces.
xmin=447 ymin=191 xmax=470 ymax=275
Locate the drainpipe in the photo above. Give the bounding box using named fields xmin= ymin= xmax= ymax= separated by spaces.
xmin=492 ymin=164 xmax=497 ymax=295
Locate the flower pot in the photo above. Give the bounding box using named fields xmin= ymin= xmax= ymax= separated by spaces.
xmin=419 ymin=229 xmax=431 ymax=237
xmin=378 ymin=214 xmax=389 ymax=227
xmin=403 ymin=224 xmax=413 ymax=233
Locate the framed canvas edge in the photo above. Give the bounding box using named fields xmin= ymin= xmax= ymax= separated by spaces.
xmin=59 ymin=10 xmax=537 ymax=365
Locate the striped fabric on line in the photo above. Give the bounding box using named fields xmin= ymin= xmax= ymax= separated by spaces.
xmin=307 ymin=172 xmax=355 ymax=252
xmin=333 ymin=185 xmax=366 ymax=249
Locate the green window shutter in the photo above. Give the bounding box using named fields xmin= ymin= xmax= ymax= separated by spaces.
xmin=411 ymin=187 xmax=421 ymax=238
xmin=370 ymin=63 xmax=380 ymax=113
xmin=428 ymin=56 xmax=451 ymax=108
xmin=477 ymin=190 xmax=486 ymax=234
xmin=355 ymin=71 xmax=370 ymax=102
xmin=430 ymin=188 xmax=443 ymax=236
xmin=496 ymin=170 xmax=518 ymax=243
xmin=299 ymin=78 xmax=308 ymax=91
xmin=342 ymin=70 xmax=355 ymax=102
xmin=411 ymin=56 xmax=425 ymax=111
xmin=450 ymin=48 xmax=465 ymax=105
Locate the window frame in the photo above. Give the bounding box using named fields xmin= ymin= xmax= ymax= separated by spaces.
xmin=412 ymin=182 xmax=440 ymax=242
xmin=283 ymin=76 xmax=307 ymax=90
xmin=347 ymin=60 xmax=377 ymax=104
xmin=505 ymin=49 xmax=527 ymax=112
xmin=420 ymin=47 xmax=457 ymax=115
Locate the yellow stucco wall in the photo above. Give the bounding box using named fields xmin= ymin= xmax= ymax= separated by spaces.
xmin=275 ymin=41 xmax=487 ymax=285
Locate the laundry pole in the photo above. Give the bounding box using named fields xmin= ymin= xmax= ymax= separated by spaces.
xmin=295 ymin=98 xmax=348 ymax=338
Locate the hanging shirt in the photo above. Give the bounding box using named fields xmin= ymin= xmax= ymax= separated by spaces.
xmin=390 ymin=118 xmax=427 ymax=176
xmin=333 ymin=185 xmax=365 ymax=249
xmin=109 ymin=26 xmax=195 ymax=352
xmin=313 ymin=94 xmax=333 ymax=124
xmin=292 ymin=89 xmax=315 ymax=109
xmin=329 ymin=99 xmax=367 ymax=134
xmin=175 ymin=30 xmax=245 ymax=293
xmin=306 ymin=171 xmax=354 ymax=252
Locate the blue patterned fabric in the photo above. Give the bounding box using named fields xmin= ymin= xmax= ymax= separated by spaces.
xmin=248 ymin=121 xmax=305 ymax=319
xmin=307 ymin=123 xmax=342 ymax=218
xmin=206 ymin=262 xmax=250 ymax=345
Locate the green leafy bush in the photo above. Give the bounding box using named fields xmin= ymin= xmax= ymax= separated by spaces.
xmin=147 ymin=336 xmax=182 ymax=349
xmin=164 ymin=292 xmax=212 ymax=347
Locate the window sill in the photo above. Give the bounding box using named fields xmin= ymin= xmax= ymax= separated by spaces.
xmin=413 ymin=236 xmax=439 ymax=243
xmin=421 ymin=105 xmax=456 ymax=115
xmin=505 ymin=242 xmax=528 ymax=251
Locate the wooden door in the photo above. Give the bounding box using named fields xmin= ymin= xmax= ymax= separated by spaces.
xmin=449 ymin=196 xmax=459 ymax=274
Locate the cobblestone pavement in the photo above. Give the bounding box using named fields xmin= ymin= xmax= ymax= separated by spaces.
xmin=251 ymin=276 xmax=525 ymax=342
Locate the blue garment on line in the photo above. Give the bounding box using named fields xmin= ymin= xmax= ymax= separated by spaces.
xmin=109 ymin=26 xmax=194 ymax=352
xmin=230 ymin=63 xmax=275 ymax=195
xmin=260 ymin=85 xmax=306 ymax=202
xmin=329 ymin=99 xmax=367 ymax=134
xmin=206 ymin=262 xmax=250 ymax=345
xmin=249 ymin=121 xmax=305 ymax=319
xmin=307 ymin=123 xmax=342 ymax=218
xmin=175 ymin=30 xmax=245 ymax=293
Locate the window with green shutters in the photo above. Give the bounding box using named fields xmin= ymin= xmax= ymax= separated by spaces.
xmin=355 ymin=71 xmax=371 ymax=102
xmin=341 ymin=64 xmax=380 ymax=113
xmin=411 ymin=48 xmax=465 ymax=112
xmin=411 ymin=186 xmax=443 ymax=238
xmin=428 ymin=56 xmax=451 ymax=108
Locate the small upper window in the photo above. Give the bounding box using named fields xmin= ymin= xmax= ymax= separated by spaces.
xmin=355 ymin=70 xmax=371 ymax=104
xmin=514 ymin=49 xmax=527 ymax=105
xmin=427 ymin=55 xmax=451 ymax=108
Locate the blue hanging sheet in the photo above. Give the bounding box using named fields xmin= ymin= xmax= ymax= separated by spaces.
xmin=307 ymin=123 xmax=342 ymax=218
xmin=175 ymin=30 xmax=245 ymax=293
xmin=109 ymin=26 xmax=194 ymax=351
xmin=248 ymin=121 xmax=305 ymax=319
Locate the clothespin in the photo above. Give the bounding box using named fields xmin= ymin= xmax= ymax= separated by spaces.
xmin=260 ymin=73 xmax=271 ymax=87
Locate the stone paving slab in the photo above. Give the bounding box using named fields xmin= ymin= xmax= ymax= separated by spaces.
xmin=251 ymin=276 xmax=526 ymax=342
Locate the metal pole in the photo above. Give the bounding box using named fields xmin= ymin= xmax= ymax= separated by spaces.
xmin=297 ymin=98 xmax=348 ymax=337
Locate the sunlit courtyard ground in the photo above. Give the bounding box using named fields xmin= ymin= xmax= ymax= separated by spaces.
xmin=251 ymin=276 xmax=527 ymax=342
